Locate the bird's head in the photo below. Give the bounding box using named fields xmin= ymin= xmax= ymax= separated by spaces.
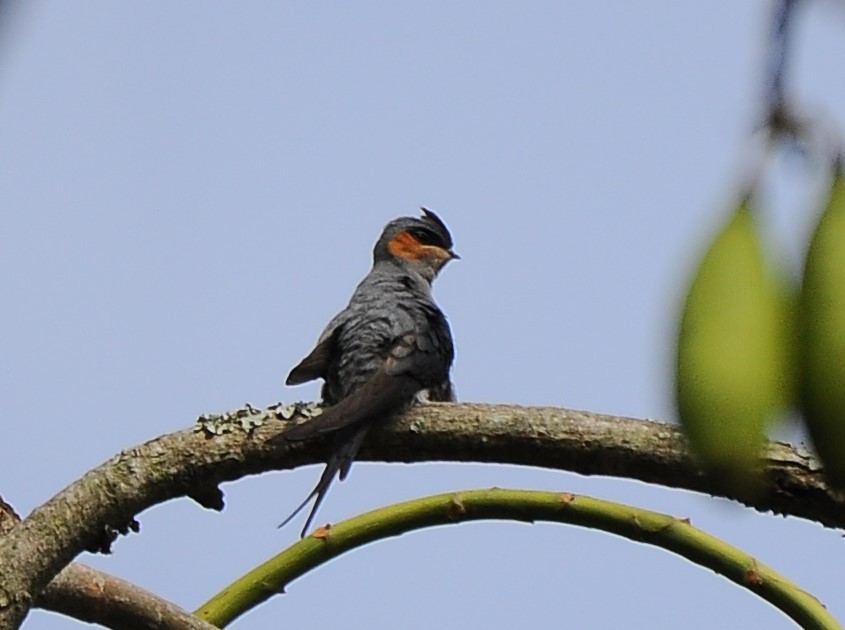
xmin=373 ymin=208 xmax=459 ymax=283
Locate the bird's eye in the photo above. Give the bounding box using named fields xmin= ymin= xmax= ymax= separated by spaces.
xmin=409 ymin=228 xmax=442 ymax=247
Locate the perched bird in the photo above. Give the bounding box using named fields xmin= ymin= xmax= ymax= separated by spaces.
xmin=277 ymin=208 xmax=459 ymax=537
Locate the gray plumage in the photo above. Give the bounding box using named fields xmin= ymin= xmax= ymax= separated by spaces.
xmin=277 ymin=208 xmax=458 ymax=536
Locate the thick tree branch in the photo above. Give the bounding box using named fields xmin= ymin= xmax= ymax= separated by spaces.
xmin=0 ymin=496 xmax=224 ymax=630
xmin=0 ymin=403 xmax=837 ymax=627
xmin=39 ymin=564 xmax=219 ymax=630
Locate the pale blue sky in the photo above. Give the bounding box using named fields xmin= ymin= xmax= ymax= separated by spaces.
xmin=2 ymin=2 xmax=844 ymax=628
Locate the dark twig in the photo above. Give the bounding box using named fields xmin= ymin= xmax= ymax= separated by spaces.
xmin=763 ymin=0 xmax=806 ymax=141
xmin=766 ymin=0 xmax=797 ymax=112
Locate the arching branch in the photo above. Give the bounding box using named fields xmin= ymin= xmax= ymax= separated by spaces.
xmin=0 ymin=402 xmax=837 ymax=627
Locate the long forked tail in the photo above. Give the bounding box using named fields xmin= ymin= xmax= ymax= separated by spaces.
xmin=278 ymin=426 xmax=370 ymax=538
xmin=278 ymin=459 xmax=340 ymax=537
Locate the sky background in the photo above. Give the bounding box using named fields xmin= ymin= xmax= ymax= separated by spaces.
xmin=1 ymin=2 xmax=844 ymax=628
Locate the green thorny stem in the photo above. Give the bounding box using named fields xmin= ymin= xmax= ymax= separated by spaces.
xmin=195 ymin=488 xmax=839 ymax=629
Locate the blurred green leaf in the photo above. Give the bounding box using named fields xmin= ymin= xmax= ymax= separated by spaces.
xmin=800 ymin=167 xmax=845 ymax=487
xmin=676 ymin=199 xmax=794 ymax=490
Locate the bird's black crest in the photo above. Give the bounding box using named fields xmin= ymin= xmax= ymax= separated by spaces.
xmin=415 ymin=207 xmax=454 ymax=250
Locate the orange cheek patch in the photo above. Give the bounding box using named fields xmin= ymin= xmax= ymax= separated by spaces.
xmin=388 ymin=231 xmax=427 ymax=260
xmin=388 ymin=231 xmax=452 ymax=263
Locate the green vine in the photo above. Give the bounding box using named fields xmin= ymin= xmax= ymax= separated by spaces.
xmin=194 ymin=488 xmax=838 ymax=629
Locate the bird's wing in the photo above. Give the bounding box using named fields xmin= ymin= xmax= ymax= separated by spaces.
xmin=281 ymin=365 xmax=420 ymax=440
xmin=281 ymin=333 xmax=422 ymax=441
xmin=285 ymin=325 xmax=341 ymax=385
